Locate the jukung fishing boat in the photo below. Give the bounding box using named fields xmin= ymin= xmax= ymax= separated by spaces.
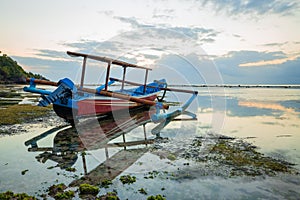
xmin=23 ymin=51 xmax=197 ymax=124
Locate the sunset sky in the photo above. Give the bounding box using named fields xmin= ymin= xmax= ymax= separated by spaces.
xmin=1 ymin=0 xmax=300 ymax=84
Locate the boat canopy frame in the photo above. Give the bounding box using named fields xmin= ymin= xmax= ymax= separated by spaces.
xmin=67 ymin=51 xmax=152 ymax=93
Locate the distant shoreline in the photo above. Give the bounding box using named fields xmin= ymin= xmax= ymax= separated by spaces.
xmin=83 ymin=83 xmax=300 ymax=89
xmin=2 ymin=82 xmax=300 ymax=89
xmin=169 ymin=84 xmax=300 ymax=89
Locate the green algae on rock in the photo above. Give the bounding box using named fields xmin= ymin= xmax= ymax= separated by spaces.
xmin=119 ymin=175 xmax=136 ymax=184
xmin=166 ymin=153 xmax=177 ymax=161
xmin=48 ymin=183 xmax=67 ymax=197
xmin=181 ymin=136 xmax=297 ymax=177
xmin=147 ymin=194 xmax=166 ymax=200
xmin=65 ymin=167 xmax=76 ymax=172
xmin=209 ymin=139 xmax=293 ymax=176
xmin=100 ymin=179 xmax=113 ymax=188
xmin=0 ymin=191 xmax=37 ymax=200
xmin=79 ymin=183 xmax=99 ymax=195
xmin=138 ymin=188 xmax=148 ymax=195
xmin=54 ymin=190 xmax=75 ymax=200
xmin=150 ymin=135 xmax=297 ymax=179
xmin=97 ymin=192 xmax=120 ymax=200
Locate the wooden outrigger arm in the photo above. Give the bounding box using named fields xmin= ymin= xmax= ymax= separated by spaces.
xmin=26 ymin=78 xmax=58 ymax=86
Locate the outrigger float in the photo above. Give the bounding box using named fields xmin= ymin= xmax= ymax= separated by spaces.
xmin=23 ymin=51 xmax=197 ymax=124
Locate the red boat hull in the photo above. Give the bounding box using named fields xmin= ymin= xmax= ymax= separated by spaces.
xmin=53 ymin=94 xmax=158 ymax=121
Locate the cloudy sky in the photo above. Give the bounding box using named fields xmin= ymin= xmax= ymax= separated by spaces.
xmin=1 ymin=0 xmax=300 ymax=84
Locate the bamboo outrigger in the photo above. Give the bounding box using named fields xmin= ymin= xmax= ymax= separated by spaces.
xmin=23 ymin=51 xmax=197 ymax=124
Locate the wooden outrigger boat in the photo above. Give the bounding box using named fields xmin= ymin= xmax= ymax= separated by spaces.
xmin=23 ymin=51 xmax=197 ymax=124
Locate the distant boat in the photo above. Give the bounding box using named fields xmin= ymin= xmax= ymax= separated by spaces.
xmin=23 ymin=51 xmax=197 ymax=124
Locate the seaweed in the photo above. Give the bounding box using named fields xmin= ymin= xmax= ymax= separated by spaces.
xmin=0 ymin=104 xmax=52 ymax=125
xmin=138 ymin=188 xmax=148 ymax=195
xmin=48 ymin=183 xmax=67 ymax=197
xmin=166 ymin=153 xmax=176 ymax=161
xmin=65 ymin=167 xmax=76 ymax=172
xmin=147 ymin=194 xmax=166 ymax=200
xmin=54 ymin=190 xmax=75 ymax=200
xmin=97 ymin=192 xmax=119 ymax=200
xmin=181 ymin=136 xmax=297 ymax=177
xmin=119 ymin=175 xmax=136 ymax=184
xmin=210 ymin=140 xmax=294 ymax=176
xmin=0 ymin=191 xmax=37 ymax=200
xmin=100 ymin=179 xmax=113 ymax=188
xmin=79 ymin=183 xmax=99 ymax=195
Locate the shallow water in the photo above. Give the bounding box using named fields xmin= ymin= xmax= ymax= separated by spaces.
xmin=196 ymin=87 xmax=300 ymax=169
xmin=0 ymin=85 xmax=300 ymax=199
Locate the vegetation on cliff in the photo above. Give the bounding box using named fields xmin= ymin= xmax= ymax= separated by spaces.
xmin=0 ymin=52 xmax=47 ymax=84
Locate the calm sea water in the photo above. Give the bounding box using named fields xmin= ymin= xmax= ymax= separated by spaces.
xmin=0 ymin=85 xmax=299 ymax=199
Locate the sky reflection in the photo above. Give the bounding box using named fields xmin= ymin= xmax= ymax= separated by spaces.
xmin=196 ymin=88 xmax=300 ymax=168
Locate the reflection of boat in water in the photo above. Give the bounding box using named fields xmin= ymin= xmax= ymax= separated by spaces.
xmin=25 ymin=107 xmax=195 ymax=186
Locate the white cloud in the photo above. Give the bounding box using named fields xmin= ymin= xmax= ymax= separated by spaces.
xmin=239 ymin=54 xmax=300 ymax=67
xmin=214 ymin=50 xmax=300 ymax=84
xmin=201 ymin=0 xmax=299 ymax=16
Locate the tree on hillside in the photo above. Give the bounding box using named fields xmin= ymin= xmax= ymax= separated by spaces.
xmin=0 ymin=54 xmax=48 ymax=83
